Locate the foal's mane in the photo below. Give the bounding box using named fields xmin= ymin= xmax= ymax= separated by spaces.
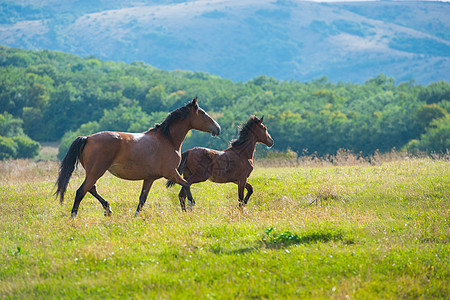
xmin=231 ymin=116 xmax=260 ymax=148
xmin=152 ymin=101 xmax=194 ymax=137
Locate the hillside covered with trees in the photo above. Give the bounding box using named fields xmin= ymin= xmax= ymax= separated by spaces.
xmin=0 ymin=46 xmax=449 ymax=160
xmin=0 ymin=0 xmax=449 ymax=84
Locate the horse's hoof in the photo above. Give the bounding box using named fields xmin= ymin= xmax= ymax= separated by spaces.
xmin=134 ymin=211 xmax=140 ymax=217
xmin=70 ymin=212 xmax=77 ymax=219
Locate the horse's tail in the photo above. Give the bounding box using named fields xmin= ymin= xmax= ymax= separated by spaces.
xmin=166 ymin=151 xmax=189 ymax=188
xmin=55 ymin=136 xmax=88 ymax=204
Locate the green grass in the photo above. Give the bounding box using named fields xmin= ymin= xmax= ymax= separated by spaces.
xmin=1 ymin=159 xmax=449 ymax=299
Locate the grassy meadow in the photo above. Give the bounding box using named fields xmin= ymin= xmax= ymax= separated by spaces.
xmin=0 ymin=156 xmax=449 ymax=299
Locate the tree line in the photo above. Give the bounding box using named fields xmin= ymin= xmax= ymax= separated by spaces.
xmin=0 ymin=45 xmax=448 ymax=160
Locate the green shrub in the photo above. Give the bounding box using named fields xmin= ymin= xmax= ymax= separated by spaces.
xmin=0 ymin=136 xmax=18 ymax=160
xmin=13 ymin=135 xmax=40 ymax=159
xmin=0 ymin=112 xmax=24 ymax=137
xmin=408 ymin=115 xmax=450 ymax=153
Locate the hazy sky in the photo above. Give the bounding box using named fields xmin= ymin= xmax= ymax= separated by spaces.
xmin=307 ymin=0 xmax=450 ymax=2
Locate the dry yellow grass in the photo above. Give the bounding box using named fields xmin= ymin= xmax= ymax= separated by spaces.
xmin=0 ymin=159 xmax=61 ymax=185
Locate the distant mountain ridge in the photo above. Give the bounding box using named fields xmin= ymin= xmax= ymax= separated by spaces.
xmin=0 ymin=0 xmax=449 ymax=83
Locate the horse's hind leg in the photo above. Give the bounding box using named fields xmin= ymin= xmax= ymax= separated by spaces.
xmin=71 ymin=163 xmax=110 ymax=219
xmin=71 ymin=182 xmax=88 ymax=219
xmin=89 ymin=185 xmax=112 ymax=217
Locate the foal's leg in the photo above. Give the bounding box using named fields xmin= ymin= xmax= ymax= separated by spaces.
xmin=178 ymin=188 xmax=187 ymax=212
xmin=167 ymin=170 xmax=195 ymax=207
xmin=178 ymin=173 xmax=210 ymax=211
xmin=134 ymin=179 xmax=154 ymax=217
xmin=177 ymin=168 xmax=191 ymax=212
xmin=89 ymin=185 xmax=112 ymax=217
xmin=237 ymin=180 xmax=247 ymax=208
xmin=243 ymin=182 xmax=253 ymax=205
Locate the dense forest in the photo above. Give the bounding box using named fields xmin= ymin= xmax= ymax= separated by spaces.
xmin=0 ymin=45 xmax=449 ymax=160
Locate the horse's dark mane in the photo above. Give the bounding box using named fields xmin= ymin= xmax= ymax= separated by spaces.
xmin=152 ymin=101 xmax=194 ymax=137
xmin=231 ymin=116 xmax=260 ymax=148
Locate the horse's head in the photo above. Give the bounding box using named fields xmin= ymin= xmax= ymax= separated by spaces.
xmin=252 ymin=116 xmax=274 ymax=147
xmin=188 ymin=98 xmax=221 ymax=136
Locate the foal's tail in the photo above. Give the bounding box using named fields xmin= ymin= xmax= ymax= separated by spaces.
xmin=166 ymin=151 xmax=189 ymax=188
xmin=55 ymin=136 xmax=88 ymax=204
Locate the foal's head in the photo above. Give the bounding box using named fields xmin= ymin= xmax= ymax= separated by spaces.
xmin=187 ymin=98 xmax=221 ymax=136
xmin=251 ymin=116 xmax=274 ymax=147
xmin=232 ymin=116 xmax=274 ymax=148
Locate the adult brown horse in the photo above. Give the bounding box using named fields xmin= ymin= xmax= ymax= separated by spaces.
xmin=166 ymin=115 xmax=273 ymax=211
xmin=55 ymin=98 xmax=220 ymax=218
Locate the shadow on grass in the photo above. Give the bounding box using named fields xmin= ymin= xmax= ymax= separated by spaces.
xmin=210 ymin=228 xmax=355 ymax=255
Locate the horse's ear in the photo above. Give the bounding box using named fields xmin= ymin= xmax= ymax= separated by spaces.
xmin=260 ymin=116 xmax=264 ymax=123
xmin=192 ymin=97 xmax=198 ymax=107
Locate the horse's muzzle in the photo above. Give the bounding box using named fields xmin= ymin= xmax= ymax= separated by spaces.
xmin=265 ymin=136 xmax=274 ymax=148
xmin=211 ymin=122 xmax=221 ymax=136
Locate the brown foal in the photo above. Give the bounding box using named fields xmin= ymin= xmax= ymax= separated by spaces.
xmin=167 ymin=116 xmax=273 ymax=211
xmin=55 ymin=98 xmax=220 ymax=218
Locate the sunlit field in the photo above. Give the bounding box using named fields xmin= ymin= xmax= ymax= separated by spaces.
xmin=1 ymin=157 xmax=449 ymax=299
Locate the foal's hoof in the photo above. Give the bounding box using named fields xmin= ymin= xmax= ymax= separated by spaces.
xmin=70 ymin=212 xmax=77 ymax=219
xmin=104 ymin=207 xmax=113 ymax=217
xmin=236 ymin=203 xmax=245 ymax=211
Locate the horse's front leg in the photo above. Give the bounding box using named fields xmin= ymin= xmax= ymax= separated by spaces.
xmin=134 ymin=179 xmax=154 ymax=217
